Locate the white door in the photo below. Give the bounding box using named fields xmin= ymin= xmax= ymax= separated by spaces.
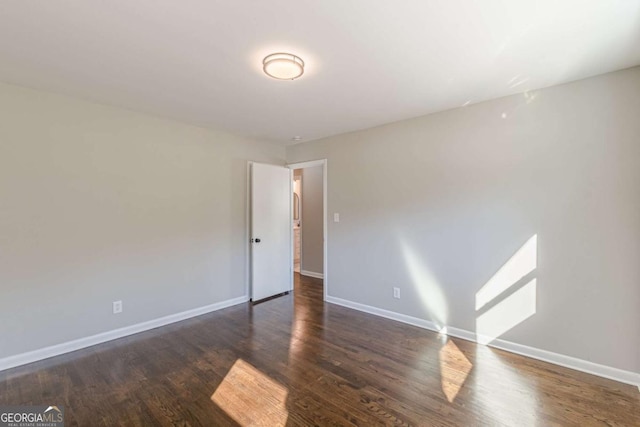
xmin=250 ymin=162 xmax=292 ymax=301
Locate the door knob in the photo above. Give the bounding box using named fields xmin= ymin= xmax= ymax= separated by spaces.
xmin=255 ymin=238 xmax=261 ymax=243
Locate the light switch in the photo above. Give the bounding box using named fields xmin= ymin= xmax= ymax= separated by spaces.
xmin=333 ymin=213 xmax=340 ymax=222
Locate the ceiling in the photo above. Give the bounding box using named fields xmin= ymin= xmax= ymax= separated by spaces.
xmin=1 ymin=1 xmax=639 ymax=144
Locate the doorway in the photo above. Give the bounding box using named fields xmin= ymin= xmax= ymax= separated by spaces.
xmin=288 ymin=160 xmax=327 ymax=300
xmin=247 ymin=160 xmax=327 ymax=303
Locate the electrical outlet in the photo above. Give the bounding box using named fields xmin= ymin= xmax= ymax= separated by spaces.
xmin=113 ymin=300 xmax=123 ymax=314
xmin=393 ymin=287 xmax=400 ymax=299
xmin=334 ymin=213 xmax=340 ymax=222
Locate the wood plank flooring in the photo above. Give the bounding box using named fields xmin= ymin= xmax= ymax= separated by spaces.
xmin=1 ymin=274 xmax=638 ymax=426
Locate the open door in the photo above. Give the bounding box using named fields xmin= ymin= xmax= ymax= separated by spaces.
xmin=250 ymin=162 xmax=292 ymax=301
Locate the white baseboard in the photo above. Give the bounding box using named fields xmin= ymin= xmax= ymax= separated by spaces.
xmin=326 ymin=295 xmax=441 ymax=330
xmin=325 ymin=295 xmax=640 ymax=388
xmin=0 ymin=295 xmax=248 ymax=372
xmin=300 ymin=270 xmax=324 ymax=279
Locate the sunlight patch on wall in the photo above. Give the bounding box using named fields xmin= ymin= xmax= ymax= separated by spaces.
xmin=476 ymin=235 xmax=537 ymax=311
xmin=475 ymin=235 xmax=538 ymax=345
xmin=399 ymin=240 xmax=449 ymax=327
xmin=211 ymin=359 xmax=288 ymax=426
xmin=476 ymin=278 xmax=537 ymax=345
xmin=439 ymin=339 xmax=473 ymax=403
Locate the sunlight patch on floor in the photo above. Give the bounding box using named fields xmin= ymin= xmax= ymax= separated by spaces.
xmin=439 ymin=339 xmax=473 ymax=403
xmin=211 ymin=359 xmax=288 ymax=426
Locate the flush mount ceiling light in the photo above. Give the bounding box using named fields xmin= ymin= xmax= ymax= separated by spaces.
xmin=263 ymin=53 xmax=304 ymax=80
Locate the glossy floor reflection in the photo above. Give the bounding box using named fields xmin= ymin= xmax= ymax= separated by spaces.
xmin=0 ymin=273 xmax=638 ymax=426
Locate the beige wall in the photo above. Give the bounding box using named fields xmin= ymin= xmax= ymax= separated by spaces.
xmin=0 ymin=82 xmax=284 ymax=359
xmin=287 ymin=67 xmax=640 ymax=373
xmin=301 ymin=165 xmax=323 ymax=275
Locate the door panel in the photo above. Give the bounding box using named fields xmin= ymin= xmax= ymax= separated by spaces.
xmin=251 ymin=162 xmax=292 ymax=301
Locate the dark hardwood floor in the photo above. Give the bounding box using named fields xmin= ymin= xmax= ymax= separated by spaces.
xmin=1 ymin=274 xmax=638 ymax=426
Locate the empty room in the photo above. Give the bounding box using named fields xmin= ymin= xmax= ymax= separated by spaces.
xmin=0 ymin=1 xmax=639 ymax=426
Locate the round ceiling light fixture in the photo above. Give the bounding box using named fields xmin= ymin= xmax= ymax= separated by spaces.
xmin=263 ymin=53 xmax=304 ymax=80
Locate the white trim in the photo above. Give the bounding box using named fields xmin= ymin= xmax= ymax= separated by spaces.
xmin=326 ymin=295 xmax=440 ymax=330
xmin=322 ymin=160 xmax=327 ymax=301
xmin=300 ymin=270 xmax=324 ymax=279
xmin=285 ymin=166 xmax=294 ymax=292
xmin=246 ymin=162 xmax=252 ymax=299
xmin=485 ymin=333 xmax=640 ymax=388
xmin=289 ymin=168 xmax=294 ymax=292
xmin=293 ymin=173 xmax=302 ymax=290
xmin=326 ymin=295 xmax=640 ymax=388
xmin=0 ymin=296 xmax=248 ymax=372
xmin=287 ymin=159 xmax=328 ymax=302
xmin=287 ymin=159 xmax=325 ymax=169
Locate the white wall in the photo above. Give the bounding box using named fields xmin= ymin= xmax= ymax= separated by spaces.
xmin=301 ymin=166 xmax=323 ymax=275
xmin=0 ymin=82 xmax=284 ymax=360
xmin=287 ymin=67 xmax=640 ymax=374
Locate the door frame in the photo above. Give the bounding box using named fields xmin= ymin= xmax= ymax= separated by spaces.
xmin=292 ymin=173 xmax=302 ymax=272
xmin=287 ymin=159 xmax=328 ymax=302
xmin=245 ymin=162 xmax=294 ymax=300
